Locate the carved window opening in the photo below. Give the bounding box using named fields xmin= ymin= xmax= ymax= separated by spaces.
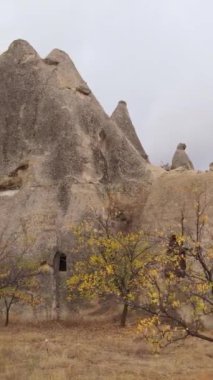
xmin=54 ymin=252 xmax=67 ymax=272
xmin=59 ymin=253 xmax=67 ymax=272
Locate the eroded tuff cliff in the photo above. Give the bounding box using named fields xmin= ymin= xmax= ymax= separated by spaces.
xmin=111 ymin=100 xmax=149 ymax=161
xmin=1 ymin=39 xmax=213 ymax=261
xmin=2 ymin=40 xmax=213 ymax=321
xmin=0 ymin=39 xmax=155 ymax=257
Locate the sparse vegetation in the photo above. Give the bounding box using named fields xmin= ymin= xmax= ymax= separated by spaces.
xmin=67 ymin=200 xmax=213 ymax=346
xmin=0 ymin=223 xmax=41 ymax=326
xmin=0 ymin=321 xmax=212 ymax=380
xmin=67 ymin=222 xmax=158 ymax=327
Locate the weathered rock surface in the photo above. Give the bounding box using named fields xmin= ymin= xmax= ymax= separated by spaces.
xmin=0 ymin=40 xmax=152 ymax=261
xmin=171 ymin=143 xmax=194 ymax=170
xmin=111 ymin=100 xmax=149 ymax=161
xmin=141 ymin=169 xmax=213 ymax=237
xmin=1 ymin=39 xmax=212 ymax=321
xmin=0 ymin=39 xmax=157 ymax=319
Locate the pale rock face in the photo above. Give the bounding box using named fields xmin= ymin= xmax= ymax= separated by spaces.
xmin=0 ymin=39 xmax=155 ymax=320
xmin=1 ymin=40 xmax=213 ymax=321
xmin=141 ymin=170 xmax=213 ymax=235
xmin=111 ymin=100 xmax=149 ymax=161
xmin=0 ymin=39 xmax=151 ymax=261
xmin=171 ymin=143 xmax=194 ymax=170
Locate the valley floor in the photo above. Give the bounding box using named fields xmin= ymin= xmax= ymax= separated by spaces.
xmin=0 ymin=321 xmax=212 ymax=380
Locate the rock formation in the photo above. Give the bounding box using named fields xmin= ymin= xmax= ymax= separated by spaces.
xmin=111 ymin=100 xmax=149 ymax=161
xmin=0 ymin=40 xmax=153 ymax=319
xmin=171 ymin=143 xmax=194 ymax=170
xmin=0 ymin=39 xmax=150 ymax=234
xmin=1 ymin=39 xmax=212 ymax=322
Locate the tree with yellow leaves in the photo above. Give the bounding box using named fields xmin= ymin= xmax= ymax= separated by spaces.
xmin=67 ymin=220 xmax=159 ymax=327
xmin=67 ymin=195 xmax=212 ymax=345
xmin=137 ymin=185 xmax=213 ymax=347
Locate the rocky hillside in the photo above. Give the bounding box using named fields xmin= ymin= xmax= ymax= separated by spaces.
xmin=0 ymin=39 xmax=158 ymax=258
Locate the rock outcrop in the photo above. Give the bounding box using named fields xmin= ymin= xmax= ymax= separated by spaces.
xmin=0 ymin=40 xmax=150 ymax=234
xmin=171 ymin=143 xmax=194 ymax=170
xmin=0 ymin=40 xmax=153 ymax=302
xmin=1 ymin=39 xmax=212 ymax=321
xmin=141 ymin=169 xmax=213 ymax=237
xmin=111 ymin=100 xmax=149 ymax=161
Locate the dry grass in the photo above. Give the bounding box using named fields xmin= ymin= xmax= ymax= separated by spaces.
xmin=0 ymin=320 xmax=212 ymax=380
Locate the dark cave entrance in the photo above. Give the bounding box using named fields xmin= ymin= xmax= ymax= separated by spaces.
xmin=53 ymin=251 xmax=67 ymax=319
xmin=54 ymin=252 xmax=67 ymax=272
xmin=59 ymin=253 xmax=67 ymax=272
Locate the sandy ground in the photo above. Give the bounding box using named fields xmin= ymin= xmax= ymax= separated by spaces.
xmin=0 ymin=321 xmax=212 ymax=380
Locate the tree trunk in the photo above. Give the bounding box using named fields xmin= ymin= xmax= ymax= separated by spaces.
xmin=120 ymin=303 xmax=128 ymax=327
xmin=189 ymin=330 xmax=213 ymax=342
xmin=5 ymin=307 xmax=10 ymax=327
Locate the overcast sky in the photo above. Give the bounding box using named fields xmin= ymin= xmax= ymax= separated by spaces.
xmin=1 ymin=0 xmax=213 ymax=170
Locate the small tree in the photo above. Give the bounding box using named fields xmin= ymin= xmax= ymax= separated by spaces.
xmin=67 ymin=188 xmax=212 ymax=344
xmin=0 ymin=258 xmax=41 ymax=326
xmin=67 ymin=222 xmax=158 ymax=327
xmin=0 ymin=222 xmax=41 ymax=326
xmin=137 ymin=187 xmax=213 ymax=347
